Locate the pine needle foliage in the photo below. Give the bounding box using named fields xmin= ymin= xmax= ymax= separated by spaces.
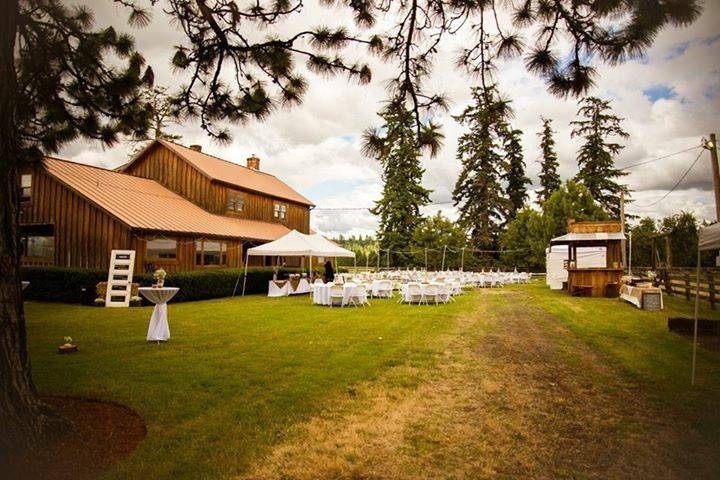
xmin=362 ymin=103 xmax=443 ymax=266
xmin=571 ymin=96 xmax=630 ymax=218
xmin=452 ymin=85 xmax=511 ymax=254
xmin=536 ymin=117 xmax=561 ymax=205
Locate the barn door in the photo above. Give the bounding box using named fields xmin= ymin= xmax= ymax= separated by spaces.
xmin=105 ymin=250 xmax=136 ymax=308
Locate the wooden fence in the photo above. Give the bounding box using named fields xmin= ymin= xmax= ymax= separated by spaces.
xmin=634 ymin=267 xmax=720 ymax=309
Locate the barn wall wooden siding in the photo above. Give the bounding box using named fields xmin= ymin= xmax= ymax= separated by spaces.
xmin=20 ymin=167 xmax=132 ymax=270
xmin=19 ymin=167 xmax=246 ymax=272
xmin=125 ymin=144 xmax=311 ymax=233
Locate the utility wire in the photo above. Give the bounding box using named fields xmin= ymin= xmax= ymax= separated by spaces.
xmin=630 ymin=148 xmax=705 ymax=208
xmin=314 ymin=143 xmax=704 ymax=212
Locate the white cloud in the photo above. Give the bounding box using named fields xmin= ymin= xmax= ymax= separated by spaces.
xmin=59 ymin=0 xmax=720 ymax=233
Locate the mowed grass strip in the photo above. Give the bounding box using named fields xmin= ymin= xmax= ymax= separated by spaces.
xmin=24 ymin=294 xmax=469 ymax=479
xmin=521 ymin=283 xmax=720 ymax=427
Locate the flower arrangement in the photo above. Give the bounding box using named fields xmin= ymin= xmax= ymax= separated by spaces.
xmin=153 ymin=268 xmax=167 ymax=288
xmin=647 ymin=270 xmax=657 ymax=281
xmin=58 ymin=336 xmax=77 ymax=354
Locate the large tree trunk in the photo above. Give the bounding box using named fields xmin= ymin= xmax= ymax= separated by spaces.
xmin=0 ymin=0 xmax=64 ymax=457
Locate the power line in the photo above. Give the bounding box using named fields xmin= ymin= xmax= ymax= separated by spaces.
xmin=630 ymin=148 xmax=705 ymax=208
xmin=620 ymin=144 xmax=703 ymax=170
xmin=314 ymin=144 xmax=704 ymax=211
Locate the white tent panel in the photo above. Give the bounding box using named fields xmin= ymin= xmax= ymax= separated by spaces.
xmin=546 ymin=245 xmax=606 ymax=290
xmin=245 ymin=230 xmax=355 ymax=258
xmin=699 ymin=223 xmax=720 ymax=251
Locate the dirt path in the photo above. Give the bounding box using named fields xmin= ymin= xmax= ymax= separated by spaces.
xmin=240 ymin=289 xmax=718 ymax=480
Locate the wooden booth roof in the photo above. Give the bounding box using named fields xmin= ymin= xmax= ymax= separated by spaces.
xmin=550 ymin=232 xmax=626 ymax=245
xmin=44 ymin=157 xmax=291 ymax=241
xmin=121 ymin=139 xmax=314 ymax=207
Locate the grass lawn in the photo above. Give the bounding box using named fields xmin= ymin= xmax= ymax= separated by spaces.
xmin=25 ymin=294 xmax=469 ymax=479
xmin=23 ymin=284 xmax=720 ymax=479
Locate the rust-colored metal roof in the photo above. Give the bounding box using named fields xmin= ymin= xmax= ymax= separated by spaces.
xmin=44 ymin=157 xmax=291 ymax=241
xmin=154 ymin=140 xmax=314 ymax=206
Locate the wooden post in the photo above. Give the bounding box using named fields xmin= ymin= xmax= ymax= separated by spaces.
xmin=664 ymin=269 xmax=672 ymax=296
xmin=707 ymin=134 xmax=720 ymax=221
xmin=620 ymin=191 xmax=626 ymax=270
xmin=708 ymin=272 xmax=716 ymax=310
xmin=685 ymin=271 xmax=691 ymax=301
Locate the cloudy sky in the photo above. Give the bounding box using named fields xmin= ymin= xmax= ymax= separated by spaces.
xmin=61 ymin=0 xmax=720 ymax=237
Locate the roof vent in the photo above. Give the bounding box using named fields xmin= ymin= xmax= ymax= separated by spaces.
xmin=246 ymin=155 xmax=260 ymax=171
xmin=189 ymin=144 xmax=202 ymax=152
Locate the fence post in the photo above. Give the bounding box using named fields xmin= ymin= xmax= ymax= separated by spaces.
xmin=685 ymin=271 xmax=691 ymax=301
xmin=664 ymin=269 xmax=672 ymax=296
xmin=709 ymin=272 xmax=716 ymax=310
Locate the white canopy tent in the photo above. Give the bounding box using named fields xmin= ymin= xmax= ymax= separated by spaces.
xmin=691 ymin=223 xmax=720 ymax=385
xmin=239 ymin=230 xmax=355 ymax=296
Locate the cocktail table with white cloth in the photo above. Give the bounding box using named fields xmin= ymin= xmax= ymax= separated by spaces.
xmin=139 ymin=287 xmax=179 ymax=342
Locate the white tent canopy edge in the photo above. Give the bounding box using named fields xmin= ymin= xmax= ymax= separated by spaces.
xmin=237 ymin=230 xmax=355 ymax=296
xmin=691 ymin=223 xmax=720 ymax=385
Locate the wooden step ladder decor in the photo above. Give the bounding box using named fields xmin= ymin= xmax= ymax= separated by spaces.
xmin=105 ymin=250 xmax=136 ymax=308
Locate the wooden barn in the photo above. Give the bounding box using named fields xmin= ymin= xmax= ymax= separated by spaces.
xmin=18 ymin=140 xmax=315 ymax=273
xmin=550 ymin=220 xmax=626 ymax=297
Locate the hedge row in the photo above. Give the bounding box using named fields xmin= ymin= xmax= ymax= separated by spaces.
xmin=20 ymin=266 xmax=305 ymax=304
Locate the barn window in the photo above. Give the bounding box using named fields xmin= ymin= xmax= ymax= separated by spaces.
xmin=146 ymin=238 xmax=177 ymax=260
xmin=20 ymin=224 xmax=54 ymax=259
xmin=196 ymin=240 xmax=227 ymax=266
xmin=274 ymin=203 xmax=287 ymax=220
xmin=227 ymin=190 xmax=245 ymax=213
xmin=20 ymin=174 xmax=32 ymax=202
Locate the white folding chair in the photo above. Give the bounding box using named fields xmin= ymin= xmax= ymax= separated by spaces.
xmin=407 ymin=283 xmax=424 ymax=305
xmin=329 ymin=284 xmax=345 ymax=307
xmin=437 ymin=284 xmax=452 ymax=303
xmin=377 ymin=280 xmax=393 ymax=298
xmin=424 ymin=284 xmax=440 ymax=305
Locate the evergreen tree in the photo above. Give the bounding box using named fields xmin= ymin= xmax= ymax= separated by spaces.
xmin=536 ymin=117 xmax=561 ymax=204
xmin=127 ymin=86 xmax=183 ymax=155
xmin=452 ymin=85 xmax=511 ymax=253
xmin=362 ymin=103 xmax=443 ymax=266
xmin=502 ymin=126 xmax=530 ymax=220
xmin=410 ymin=211 xmax=467 ymax=270
xmin=571 ymin=97 xmax=630 ymax=217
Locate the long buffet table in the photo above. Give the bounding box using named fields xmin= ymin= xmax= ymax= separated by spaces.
xmin=267 ymin=278 xmax=312 ymax=297
xmin=619 ymin=284 xmax=663 ymax=310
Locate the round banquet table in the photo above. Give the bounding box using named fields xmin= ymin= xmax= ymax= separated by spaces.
xmin=399 ymin=283 xmax=445 ymax=303
xmin=139 ymin=287 xmax=179 ymax=342
xmin=312 ymin=282 xmax=368 ymax=306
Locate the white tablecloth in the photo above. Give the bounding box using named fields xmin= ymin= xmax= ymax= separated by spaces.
xmin=312 ymin=283 xmax=368 ymax=306
xmin=290 ymin=278 xmax=311 ymax=295
xmin=369 ymin=280 xmax=393 ymax=297
xmin=21 ymin=281 xmax=29 ymax=290
xmin=268 ymin=281 xmax=290 ymax=297
xmin=139 ymin=287 xmax=179 ymax=342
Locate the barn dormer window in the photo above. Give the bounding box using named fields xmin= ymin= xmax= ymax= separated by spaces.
xmin=20 ymin=174 xmax=32 ymax=202
xmin=274 ymin=203 xmax=287 ymax=221
xmin=227 ymin=190 xmax=245 ymax=213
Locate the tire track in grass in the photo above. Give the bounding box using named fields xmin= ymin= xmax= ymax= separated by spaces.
xmin=239 ymin=288 xmax=718 ymax=480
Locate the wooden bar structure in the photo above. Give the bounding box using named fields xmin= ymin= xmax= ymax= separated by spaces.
xmin=18 ymin=140 xmax=315 ymax=273
xmin=550 ymin=220 xmax=625 ymax=298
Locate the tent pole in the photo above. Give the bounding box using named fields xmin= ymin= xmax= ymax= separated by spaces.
xmin=424 ymin=248 xmax=428 ymax=271
xmin=377 ymin=248 xmax=380 ymax=272
xmin=691 ymin=246 xmax=701 ymax=386
xmin=240 ymin=250 xmax=250 ymax=296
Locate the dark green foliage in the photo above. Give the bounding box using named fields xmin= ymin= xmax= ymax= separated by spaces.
xmin=500 ymin=181 xmax=608 ymax=271
xmin=14 ymin=0 xmax=156 ymax=162
xmin=410 ymin=212 xmax=467 ymax=270
xmin=629 ymin=217 xmax=658 ymax=268
xmin=571 ymin=97 xmax=630 ymax=217
xmin=19 ymin=266 xmax=301 ymax=304
xmin=452 ymin=85 xmax=511 ymax=254
xmin=660 ymin=211 xmax=716 ymax=267
xmin=502 ymin=126 xmax=530 ymax=220
xmin=536 ymin=117 xmax=561 ymax=204
xmin=500 ymin=207 xmax=545 ymax=271
xmin=363 ymin=103 xmax=443 ymax=266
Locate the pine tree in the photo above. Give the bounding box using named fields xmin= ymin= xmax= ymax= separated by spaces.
xmin=362 ymin=103 xmax=443 ymax=266
xmin=127 ymin=86 xmax=183 ymax=156
xmin=501 ymin=126 xmax=530 ymax=220
xmin=571 ymin=97 xmax=630 ymax=217
xmin=536 ymin=117 xmax=561 ymax=204
xmin=452 ymin=85 xmax=511 ymax=253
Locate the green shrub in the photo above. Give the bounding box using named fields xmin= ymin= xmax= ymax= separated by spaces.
xmin=20 ymin=266 xmax=302 ymax=304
